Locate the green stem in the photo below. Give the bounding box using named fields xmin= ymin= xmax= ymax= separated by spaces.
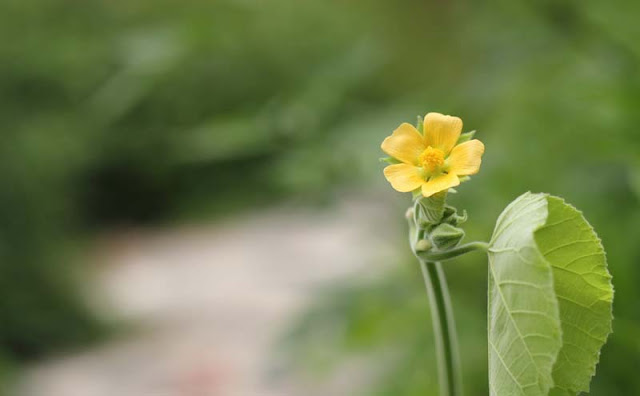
xmin=419 ymin=259 xmax=463 ymax=396
xmin=418 ymin=241 xmax=488 ymax=262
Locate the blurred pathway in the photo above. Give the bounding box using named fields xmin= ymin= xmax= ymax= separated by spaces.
xmin=14 ymin=198 xmax=397 ymax=396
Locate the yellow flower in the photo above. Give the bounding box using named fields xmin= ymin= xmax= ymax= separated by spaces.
xmin=381 ymin=112 xmax=485 ymax=197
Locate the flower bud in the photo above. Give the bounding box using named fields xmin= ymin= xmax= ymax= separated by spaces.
xmin=430 ymin=223 xmax=465 ymax=250
xmin=415 ymin=239 xmax=433 ymax=252
xmin=405 ymin=207 xmax=414 ymax=220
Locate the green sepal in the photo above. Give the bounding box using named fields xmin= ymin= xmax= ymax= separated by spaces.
xmin=415 ymin=192 xmax=447 ymax=225
xmin=456 ymin=130 xmax=476 ymax=144
xmin=441 ymin=206 xmax=467 ymax=226
xmin=430 ymin=223 xmax=465 ymax=250
xmin=442 ymin=206 xmax=455 ymax=218
xmin=379 ymin=156 xmax=401 ymax=165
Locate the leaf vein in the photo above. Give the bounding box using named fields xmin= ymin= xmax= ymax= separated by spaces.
xmin=561 ymin=320 xmax=606 ymax=343
xmin=491 ymin=201 xmax=546 ymax=243
xmin=555 ymin=294 xmax=602 ymax=315
xmin=489 ymin=340 xmax=528 ymax=395
xmin=489 ymin=259 xmax=547 ymax=384
xmin=542 ymin=239 xmax=595 ymax=255
xmin=511 ymin=310 xmax=557 ymax=322
xmin=537 ymin=214 xmax=581 ymax=228
xmin=498 ymin=280 xmax=544 ymax=289
xmin=562 ymin=252 xmax=605 ymax=270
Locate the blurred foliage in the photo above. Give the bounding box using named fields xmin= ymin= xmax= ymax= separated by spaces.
xmin=0 ymin=0 xmax=639 ymax=394
xmin=282 ymin=252 xmax=489 ymax=395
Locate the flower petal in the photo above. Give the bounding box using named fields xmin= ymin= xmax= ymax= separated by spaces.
xmin=448 ymin=139 xmax=485 ymax=176
xmin=421 ymin=172 xmax=460 ymax=197
xmin=383 ymin=164 xmax=424 ymax=192
xmin=423 ymin=113 xmax=463 ymax=154
xmin=381 ymin=123 xmax=425 ymax=165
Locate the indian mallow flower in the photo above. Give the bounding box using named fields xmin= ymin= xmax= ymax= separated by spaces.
xmin=381 ymin=112 xmax=485 ymax=197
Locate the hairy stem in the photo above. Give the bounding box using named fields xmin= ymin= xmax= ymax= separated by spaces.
xmin=419 ymin=259 xmax=463 ymax=396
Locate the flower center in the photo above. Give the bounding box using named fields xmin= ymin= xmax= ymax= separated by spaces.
xmin=419 ymin=146 xmax=445 ymax=172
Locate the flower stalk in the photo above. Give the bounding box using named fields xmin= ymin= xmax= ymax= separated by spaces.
xmin=419 ymin=259 xmax=463 ymax=396
xmin=383 ymin=112 xmax=488 ymax=396
xmin=408 ymin=193 xmax=486 ymax=396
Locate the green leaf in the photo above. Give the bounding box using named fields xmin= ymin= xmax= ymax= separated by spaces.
xmin=488 ymin=192 xmax=562 ymax=396
xmin=536 ymin=197 xmax=613 ymax=395
xmin=488 ymin=192 xmax=613 ymax=396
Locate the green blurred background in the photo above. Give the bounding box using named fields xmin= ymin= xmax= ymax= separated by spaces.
xmin=1 ymin=0 xmax=639 ymax=394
